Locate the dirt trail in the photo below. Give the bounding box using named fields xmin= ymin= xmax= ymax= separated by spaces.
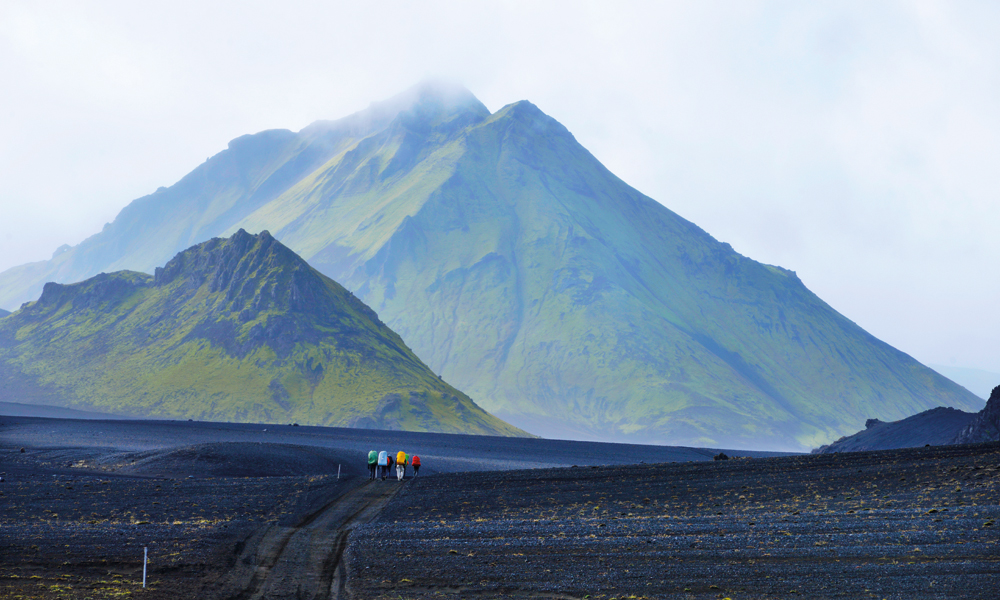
xmin=214 ymin=479 xmax=402 ymax=600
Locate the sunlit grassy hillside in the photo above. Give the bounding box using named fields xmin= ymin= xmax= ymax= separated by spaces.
xmin=0 ymin=229 xmax=526 ymax=437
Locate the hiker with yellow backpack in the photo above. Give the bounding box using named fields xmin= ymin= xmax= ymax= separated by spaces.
xmin=395 ymin=450 xmax=407 ymax=480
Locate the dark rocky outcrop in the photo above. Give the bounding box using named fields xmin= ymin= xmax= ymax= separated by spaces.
xmin=815 ymin=384 xmax=1000 ymax=453
xmin=814 ymin=406 xmax=976 ymax=453
xmin=952 ymin=385 xmax=1000 ymax=444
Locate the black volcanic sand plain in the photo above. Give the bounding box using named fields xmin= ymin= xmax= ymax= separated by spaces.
xmin=350 ymin=443 xmax=1000 ymax=600
xmin=1 ymin=415 xmax=998 ymax=599
xmin=0 ymin=413 xmax=778 ymax=599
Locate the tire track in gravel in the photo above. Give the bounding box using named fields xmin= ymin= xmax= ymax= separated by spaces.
xmin=218 ymin=479 xmax=402 ymax=600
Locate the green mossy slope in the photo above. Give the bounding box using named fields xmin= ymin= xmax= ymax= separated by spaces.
xmin=0 ymin=83 xmax=981 ymax=450
xmin=0 ymin=229 xmax=526 ymax=437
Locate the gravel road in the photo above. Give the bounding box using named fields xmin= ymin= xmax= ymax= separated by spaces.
xmin=204 ymin=479 xmax=402 ymax=600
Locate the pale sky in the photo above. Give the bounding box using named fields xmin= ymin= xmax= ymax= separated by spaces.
xmin=2 ymin=1 xmax=999 ymax=374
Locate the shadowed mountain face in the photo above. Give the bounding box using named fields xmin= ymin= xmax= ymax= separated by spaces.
xmin=0 ymin=83 xmax=983 ymax=450
xmin=0 ymin=229 xmax=526 ymax=437
xmin=0 ymin=309 xmax=9 ymax=318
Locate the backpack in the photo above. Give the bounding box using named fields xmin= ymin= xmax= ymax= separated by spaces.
xmin=378 ymin=451 xmax=388 ymax=466
xmin=368 ymin=450 xmax=377 ymax=465
xmin=397 ymin=451 xmax=407 ymax=465
xmin=411 ymin=455 xmax=421 ymax=467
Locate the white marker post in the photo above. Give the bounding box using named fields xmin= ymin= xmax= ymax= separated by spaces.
xmin=338 ymin=464 xmax=341 ymax=480
xmin=143 ymin=547 xmax=148 ymax=588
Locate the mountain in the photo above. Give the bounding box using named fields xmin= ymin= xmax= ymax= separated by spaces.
xmin=812 ymin=409 xmax=977 ymax=453
xmin=0 ymin=229 xmax=525 ymax=437
xmin=0 ymin=309 xmax=9 ymax=318
xmin=0 ymin=82 xmax=983 ymax=450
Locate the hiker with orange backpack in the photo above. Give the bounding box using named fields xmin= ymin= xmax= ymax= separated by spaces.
xmin=396 ymin=450 xmax=407 ymax=481
xmin=411 ymin=455 xmax=421 ymax=476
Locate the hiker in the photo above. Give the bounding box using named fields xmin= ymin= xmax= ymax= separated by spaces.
xmin=378 ymin=451 xmax=388 ymax=480
xmin=411 ymin=455 xmax=421 ymax=476
xmin=396 ymin=450 xmax=407 ymax=481
xmin=367 ymin=450 xmax=378 ymax=480
xmin=386 ymin=453 xmax=395 ymax=481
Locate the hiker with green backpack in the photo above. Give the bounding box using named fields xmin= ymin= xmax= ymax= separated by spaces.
xmin=367 ymin=450 xmax=378 ymax=481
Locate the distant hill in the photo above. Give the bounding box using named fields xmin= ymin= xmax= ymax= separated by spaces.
xmin=0 ymin=230 xmax=526 ymax=437
xmin=0 ymin=401 xmax=131 ymax=420
xmin=816 ymin=385 xmax=1000 ymax=453
xmin=0 ymin=308 xmax=10 ymax=318
xmin=930 ymin=364 xmax=1000 ymax=399
xmin=0 ymin=82 xmax=983 ymax=450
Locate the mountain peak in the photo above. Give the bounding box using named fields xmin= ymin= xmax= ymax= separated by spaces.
xmin=403 ymin=79 xmax=482 ymax=108
xmin=154 ymin=228 xmax=289 ymax=287
xmin=301 ymin=80 xmax=489 ymax=140
xmin=151 ymin=229 xmax=337 ymax=326
xmin=368 ymin=79 xmax=487 ymax=123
